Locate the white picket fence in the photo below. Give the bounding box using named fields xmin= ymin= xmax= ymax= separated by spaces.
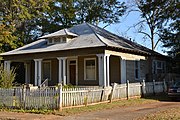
xmin=0 ymin=80 xmax=166 ymax=110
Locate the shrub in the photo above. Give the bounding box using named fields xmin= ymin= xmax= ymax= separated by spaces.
xmin=0 ymin=64 xmax=16 ymax=88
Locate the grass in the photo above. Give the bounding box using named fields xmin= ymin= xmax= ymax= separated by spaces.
xmin=58 ymin=97 xmax=159 ymax=116
xmin=0 ymin=96 xmax=161 ymax=116
xmin=137 ymin=107 xmax=180 ymax=120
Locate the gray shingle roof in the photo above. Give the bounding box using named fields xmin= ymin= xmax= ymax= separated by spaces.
xmin=1 ymin=23 xmax=158 ymax=56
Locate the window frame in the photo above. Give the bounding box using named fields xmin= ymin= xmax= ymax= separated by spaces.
xmin=84 ymin=58 xmax=97 ymax=81
xmin=153 ymin=60 xmax=166 ymax=74
xmin=134 ymin=60 xmax=140 ymax=80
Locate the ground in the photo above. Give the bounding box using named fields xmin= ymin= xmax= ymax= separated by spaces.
xmin=0 ymin=98 xmax=179 ymax=120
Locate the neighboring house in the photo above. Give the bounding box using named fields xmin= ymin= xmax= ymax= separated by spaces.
xmin=0 ymin=23 xmax=168 ymax=86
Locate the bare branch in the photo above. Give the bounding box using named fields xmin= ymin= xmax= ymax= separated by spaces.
xmin=125 ymin=20 xmax=145 ymax=32
xmin=138 ymin=31 xmax=151 ymax=39
xmin=154 ymin=39 xmax=161 ymax=49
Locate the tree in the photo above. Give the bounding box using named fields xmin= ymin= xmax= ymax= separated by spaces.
xmin=0 ymin=64 xmax=16 ymax=88
xmin=0 ymin=0 xmax=51 ymax=52
xmin=0 ymin=0 xmax=126 ymax=53
xmin=75 ymin=0 xmax=126 ymax=27
xmin=129 ymin=0 xmax=175 ymax=51
xmin=160 ymin=1 xmax=180 ymax=58
xmin=33 ymin=0 xmax=126 ymax=37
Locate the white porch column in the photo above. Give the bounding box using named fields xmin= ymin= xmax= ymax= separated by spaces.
xmin=57 ymin=57 xmax=67 ymax=85
xmin=120 ymin=57 xmax=126 ymax=84
xmin=34 ymin=59 xmax=42 ymax=86
xmin=96 ymin=54 xmax=110 ymax=87
xmin=4 ymin=61 xmax=11 ymax=72
xmin=57 ymin=58 xmax=62 ymax=84
xmin=106 ymin=54 xmax=110 ymax=87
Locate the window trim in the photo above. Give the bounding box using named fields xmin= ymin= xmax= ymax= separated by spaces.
xmin=134 ymin=60 xmax=140 ymax=80
xmin=84 ymin=58 xmax=96 ymax=80
xmin=42 ymin=60 xmax=51 ymax=81
xmin=153 ymin=60 xmax=166 ymax=74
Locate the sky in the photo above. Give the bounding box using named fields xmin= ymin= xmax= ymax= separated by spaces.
xmin=99 ymin=8 xmax=167 ymax=55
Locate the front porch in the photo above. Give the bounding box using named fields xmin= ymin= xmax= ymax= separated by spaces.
xmin=4 ymin=53 xmax=128 ymax=87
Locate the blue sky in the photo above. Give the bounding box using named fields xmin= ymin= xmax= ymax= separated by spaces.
xmin=99 ymin=9 xmax=166 ymax=55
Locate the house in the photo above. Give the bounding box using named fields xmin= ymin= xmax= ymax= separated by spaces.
xmin=0 ymin=23 xmax=168 ymax=86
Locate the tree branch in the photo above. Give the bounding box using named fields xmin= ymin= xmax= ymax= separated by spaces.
xmin=154 ymin=39 xmax=161 ymax=49
xmin=138 ymin=31 xmax=151 ymax=39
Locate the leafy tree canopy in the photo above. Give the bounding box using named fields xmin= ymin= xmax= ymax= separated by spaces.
xmin=0 ymin=0 xmax=51 ymax=53
xmin=33 ymin=0 xmax=126 ymax=36
xmin=160 ymin=0 xmax=180 ymax=58
xmin=0 ymin=0 xmax=126 ymax=53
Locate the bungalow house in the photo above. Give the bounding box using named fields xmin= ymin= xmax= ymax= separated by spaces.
xmin=0 ymin=23 xmax=168 ymax=86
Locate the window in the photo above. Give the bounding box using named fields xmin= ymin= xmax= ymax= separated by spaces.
xmin=62 ymin=37 xmax=66 ymax=43
xmin=54 ymin=37 xmax=61 ymax=43
xmin=135 ymin=60 xmax=140 ymax=79
xmin=47 ymin=37 xmax=67 ymax=44
xmin=84 ymin=58 xmax=96 ymax=80
xmin=48 ymin=38 xmax=53 ymax=44
xmin=153 ymin=60 xmax=166 ymax=74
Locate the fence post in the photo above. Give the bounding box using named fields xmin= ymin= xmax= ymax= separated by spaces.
xmin=153 ymin=80 xmax=156 ymax=95
xmin=163 ymin=79 xmax=167 ymax=92
xmin=109 ymin=83 xmax=117 ymax=103
xmin=141 ymin=80 xmax=146 ymax=97
xmin=22 ymin=85 xmax=26 ymax=109
xmin=126 ymin=80 xmax=129 ymax=100
xmin=100 ymin=86 xmax=105 ymax=102
xmin=58 ymin=83 xmax=63 ymax=111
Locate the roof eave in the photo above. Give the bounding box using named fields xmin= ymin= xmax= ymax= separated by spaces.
xmin=106 ymin=45 xmax=150 ymax=56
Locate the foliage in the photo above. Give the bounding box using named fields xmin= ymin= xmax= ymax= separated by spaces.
xmin=0 ymin=0 xmax=51 ymax=52
xmin=33 ymin=0 xmax=126 ymax=36
xmin=63 ymin=84 xmax=76 ymax=89
xmin=0 ymin=0 xmax=126 ymax=53
xmin=160 ymin=1 xmax=180 ymax=58
xmin=0 ymin=64 xmax=16 ymax=88
xmin=130 ymin=0 xmax=176 ymax=51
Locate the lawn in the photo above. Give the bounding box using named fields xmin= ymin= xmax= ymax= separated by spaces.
xmin=0 ymin=96 xmax=161 ymax=116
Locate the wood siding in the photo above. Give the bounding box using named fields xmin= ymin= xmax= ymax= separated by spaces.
xmin=110 ymin=56 xmax=120 ymax=84
xmin=78 ymin=55 xmax=99 ymax=86
xmin=126 ymin=60 xmax=135 ymax=82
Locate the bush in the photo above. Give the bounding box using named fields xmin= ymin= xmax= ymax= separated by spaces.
xmin=0 ymin=64 xmax=16 ymax=88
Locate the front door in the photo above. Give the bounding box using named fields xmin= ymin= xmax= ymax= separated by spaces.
xmin=69 ymin=60 xmax=76 ymax=85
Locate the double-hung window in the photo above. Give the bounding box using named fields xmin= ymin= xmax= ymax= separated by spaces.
xmin=153 ymin=60 xmax=165 ymax=74
xmin=135 ymin=60 xmax=140 ymax=80
xmin=84 ymin=58 xmax=96 ymax=80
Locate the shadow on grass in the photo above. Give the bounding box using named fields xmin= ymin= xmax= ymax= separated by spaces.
xmin=143 ymin=93 xmax=180 ymax=102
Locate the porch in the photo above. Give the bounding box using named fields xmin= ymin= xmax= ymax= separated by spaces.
xmin=4 ymin=53 xmax=128 ymax=87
